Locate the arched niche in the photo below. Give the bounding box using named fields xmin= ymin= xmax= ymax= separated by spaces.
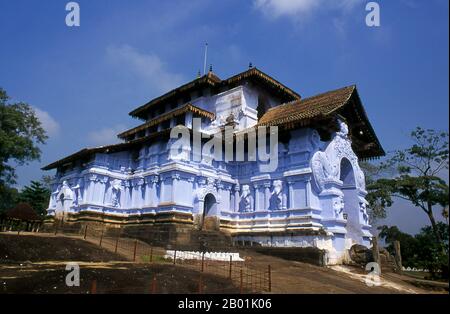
xmin=339 ymin=157 xmax=363 ymax=244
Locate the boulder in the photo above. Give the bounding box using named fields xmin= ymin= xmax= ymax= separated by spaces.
xmin=349 ymin=244 xmax=374 ymax=265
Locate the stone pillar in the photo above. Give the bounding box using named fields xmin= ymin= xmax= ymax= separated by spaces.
xmin=264 ymin=182 xmax=271 ymax=210
xmin=124 ymin=181 xmax=132 ymax=209
xmin=86 ymin=174 xmax=97 ymax=203
xmin=372 ymin=236 xmax=380 ymax=266
xmin=305 ymin=179 xmax=311 ymax=207
xmin=394 ymin=240 xmax=403 ymax=273
xmin=136 ymin=178 xmax=145 ymax=208
xmin=287 ymin=180 xmax=295 ymax=209
xmin=234 ymin=185 xmax=240 ymax=212
xmin=171 ymin=173 xmax=180 ymax=203
xmin=253 ymin=184 xmax=260 ymax=211
xmin=151 ymin=176 xmax=160 ymax=206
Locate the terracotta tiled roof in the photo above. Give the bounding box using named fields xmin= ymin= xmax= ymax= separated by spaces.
xmin=259 ymin=85 xmax=355 ymax=126
xmin=129 ymin=72 xmax=221 ymax=119
xmin=118 ymin=104 xmax=215 ymax=140
xmin=41 ymin=129 xmax=172 ymax=170
xmin=258 ymin=85 xmax=385 ymax=159
xmin=129 ymin=68 xmax=300 ymax=119
xmin=223 ymin=67 xmax=301 ymax=101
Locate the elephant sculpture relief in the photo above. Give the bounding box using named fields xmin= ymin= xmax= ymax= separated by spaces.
xmin=269 ymin=180 xmax=284 ymax=210
xmin=239 ymin=185 xmax=254 ymax=212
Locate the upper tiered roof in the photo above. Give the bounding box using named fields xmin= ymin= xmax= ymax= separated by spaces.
xmin=129 ymin=67 xmax=301 ymax=120
xmin=258 ymin=85 xmax=384 ymax=159
xmin=42 ymin=68 xmax=384 ymax=171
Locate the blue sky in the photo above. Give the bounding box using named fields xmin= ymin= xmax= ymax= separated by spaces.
xmin=0 ymin=0 xmax=448 ymax=234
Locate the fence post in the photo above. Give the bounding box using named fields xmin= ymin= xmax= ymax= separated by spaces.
xmin=173 ymin=249 xmax=177 ymax=265
xmin=99 ymin=228 xmax=104 ymax=247
xmin=83 ymin=225 xmax=88 ymax=240
xmin=201 ymin=252 xmax=205 ymax=272
xmin=90 ymin=279 xmax=97 ymax=294
xmin=150 ymin=246 xmax=153 ymax=263
xmin=268 ymin=265 xmax=272 ymax=293
xmin=229 ymin=255 xmax=233 ymax=278
xmin=151 ymin=274 xmax=157 ymax=294
xmin=133 ymin=239 xmax=138 ymax=262
xmin=54 ymin=223 xmax=58 ymax=235
xmin=239 ymin=269 xmax=243 ymax=294
xmin=198 ymin=275 xmax=203 ymax=294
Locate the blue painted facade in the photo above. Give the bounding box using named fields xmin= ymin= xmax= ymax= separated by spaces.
xmin=45 ymin=69 xmax=380 ymax=264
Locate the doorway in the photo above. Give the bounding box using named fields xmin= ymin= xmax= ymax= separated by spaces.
xmin=202 ymin=193 xmax=218 ymax=231
xmin=340 ymin=158 xmax=363 ymax=243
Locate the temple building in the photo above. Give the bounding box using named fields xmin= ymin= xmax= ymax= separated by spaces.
xmin=43 ymin=67 xmax=384 ymax=264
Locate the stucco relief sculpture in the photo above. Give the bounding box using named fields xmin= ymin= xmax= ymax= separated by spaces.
xmin=269 ymin=180 xmax=284 ymax=210
xmin=71 ymin=179 xmax=83 ymax=206
xmin=56 ymin=180 xmax=74 ymax=209
xmin=311 ymin=120 xmax=367 ymax=192
xmin=333 ymin=195 xmax=345 ymax=219
xmin=333 ymin=119 xmax=366 ymax=191
xmin=311 ymin=150 xmax=339 ymax=191
xmin=239 ymin=185 xmax=254 ymax=212
xmin=110 ymin=179 xmax=122 ymax=208
xmin=359 ymin=198 xmax=369 ymax=225
xmin=43 ymin=69 xmax=383 ymax=264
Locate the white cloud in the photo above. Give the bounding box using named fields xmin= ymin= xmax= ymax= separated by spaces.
xmin=106 ymin=45 xmax=184 ymax=94
xmin=254 ymin=0 xmax=363 ymax=20
xmin=33 ymin=107 xmax=60 ymax=138
xmin=88 ymin=124 xmax=127 ymax=146
xmin=254 ymin=0 xmax=319 ymax=18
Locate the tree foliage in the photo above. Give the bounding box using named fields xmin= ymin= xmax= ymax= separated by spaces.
xmin=0 ymin=184 xmax=19 ymax=218
xmin=0 ymin=87 xmax=47 ymax=186
xmin=366 ymin=127 xmax=449 ymax=246
xmin=378 ymin=223 xmax=449 ymax=278
xmin=18 ymin=180 xmax=51 ymax=217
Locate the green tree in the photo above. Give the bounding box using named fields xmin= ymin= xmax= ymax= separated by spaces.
xmin=377 ymin=225 xmax=419 ymax=268
xmin=367 ymin=127 xmax=449 ymax=247
xmin=0 ymin=87 xmax=47 ymax=215
xmin=0 ymin=87 xmax=47 ymax=186
xmin=0 ymin=184 xmax=19 ymax=221
xmin=378 ymin=223 xmax=449 ymax=278
xmin=414 ymin=222 xmax=449 ymax=278
xmin=19 ymin=180 xmax=51 ymax=216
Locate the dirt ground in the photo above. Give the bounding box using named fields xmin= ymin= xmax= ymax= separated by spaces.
xmin=0 ymin=234 xmax=127 ymax=262
xmin=240 ymin=249 xmax=447 ymax=294
xmin=0 ymin=233 xmax=446 ymax=294
xmin=0 ymin=234 xmax=238 ymax=294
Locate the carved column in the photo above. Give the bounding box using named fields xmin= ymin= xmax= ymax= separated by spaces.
xmin=264 ymin=182 xmax=271 ymax=211
xmin=253 ymin=184 xmax=260 ymax=211
xmin=171 ymin=173 xmax=180 ymax=203
xmin=151 ymin=176 xmax=160 ymax=207
xmin=305 ymin=178 xmax=311 ymax=208
xmin=86 ymin=174 xmax=97 ymax=204
xmin=136 ymin=178 xmax=145 ymax=208
xmin=123 ymin=181 xmax=132 ymax=209
xmin=287 ymin=180 xmax=295 ymax=209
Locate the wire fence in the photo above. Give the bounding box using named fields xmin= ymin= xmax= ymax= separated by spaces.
xmin=1 ymin=222 xmax=272 ymax=294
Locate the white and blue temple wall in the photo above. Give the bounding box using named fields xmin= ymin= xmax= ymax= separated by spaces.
xmin=44 ymin=68 xmax=382 ymax=265
xmin=46 ymin=120 xmax=371 ymax=264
